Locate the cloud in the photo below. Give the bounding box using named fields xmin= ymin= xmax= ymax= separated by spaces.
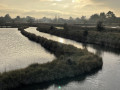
xmin=0 ymin=5 xmax=77 ymax=18
xmin=0 ymin=0 xmax=119 ymax=18
xmin=91 ymin=0 xmax=120 ymax=8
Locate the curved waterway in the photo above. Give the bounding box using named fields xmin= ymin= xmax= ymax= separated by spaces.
xmin=0 ymin=28 xmax=55 ymax=73
xmin=21 ymin=27 xmax=120 ymax=90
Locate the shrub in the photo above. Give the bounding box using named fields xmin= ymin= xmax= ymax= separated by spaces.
xmin=96 ymin=21 xmax=104 ymax=32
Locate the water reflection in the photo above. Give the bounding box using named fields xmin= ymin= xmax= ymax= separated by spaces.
xmin=55 ymin=27 xmax=64 ymax=30
xmin=89 ymin=44 xmax=120 ymax=55
xmin=25 ymin=27 xmax=84 ymax=49
xmin=0 ymin=28 xmax=55 ymax=73
xmin=24 ymin=27 xmax=120 ymax=90
xmin=58 ymin=38 xmax=65 ymax=43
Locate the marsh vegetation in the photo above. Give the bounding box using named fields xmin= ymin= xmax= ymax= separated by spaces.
xmin=0 ymin=27 xmax=102 ymax=90
xmin=37 ymin=24 xmax=120 ymax=49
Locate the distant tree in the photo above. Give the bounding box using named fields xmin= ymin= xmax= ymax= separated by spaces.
xmin=58 ymin=18 xmax=66 ymax=24
xmin=27 ymin=18 xmax=34 ymax=24
xmin=20 ymin=17 xmax=27 ymax=23
xmin=42 ymin=17 xmax=47 ymax=22
xmin=16 ymin=16 xmax=20 ymax=20
xmin=106 ymin=11 xmax=116 ymax=23
xmin=81 ymin=16 xmax=86 ymax=20
xmin=81 ymin=16 xmax=87 ymax=24
xmin=96 ymin=21 xmax=104 ymax=32
xmin=14 ymin=16 xmax=21 ymax=23
xmin=75 ymin=17 xmax=80 ymax=23
xmin=68 ymin=16 xmax=74 ymax=23
xmin=100 ymin=12 xmax=106 ymax=22
xmin=69 ymin=16 xmax=74 ymax=21
xmin=4 ymin=14 xmax=12 ymax=23
xmin=90 ymin=14 xmax=100 ymax=23
xmin=106 ymin=11 xmax=116 ymax=19
xmin=26 ymin=16 xmax=35 ymax=24
xmin=0 ymin=17 xmax=5 ymax=25
xmin=53 ymin=16 xmax=58 ymax=23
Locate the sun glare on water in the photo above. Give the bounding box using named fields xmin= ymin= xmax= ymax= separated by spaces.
xmin=59 ymin=38 xmax=64 ymax=43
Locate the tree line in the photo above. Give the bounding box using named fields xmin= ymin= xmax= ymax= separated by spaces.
xmin=0 ymin=11 xmax=120 ymax=25
xmin=0 ymin=14 xmax=35 ymax=25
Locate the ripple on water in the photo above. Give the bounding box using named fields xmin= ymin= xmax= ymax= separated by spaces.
xmin=24 ymin=27 xmax=120 ymax=90
xmin=0 ymin=28 xmax=55 ymax=73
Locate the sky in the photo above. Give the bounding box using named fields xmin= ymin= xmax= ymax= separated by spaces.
xmin=0 ymin=0 xmax=120 ymax=18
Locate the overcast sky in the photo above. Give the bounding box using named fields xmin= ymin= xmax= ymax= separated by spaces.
xmin=0 ymin=0 xmax=119 ymax=18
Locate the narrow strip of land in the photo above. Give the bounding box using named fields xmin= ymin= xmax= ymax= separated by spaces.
xmin=37 ymin=25 xmax=120 ymax=49
xmin=0 ymin=27 xmax=102 ymax=90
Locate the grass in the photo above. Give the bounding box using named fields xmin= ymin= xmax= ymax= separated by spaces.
xmin=0 ymin=27 xmax=103 ymax=90
xmin=37 ymin=24 xmax=120 ymax=49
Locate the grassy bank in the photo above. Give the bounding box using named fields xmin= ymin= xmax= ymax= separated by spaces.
xmin=0 ymin=27 xmax=102 ymax=90
xmin=37 ymin=25 xmax=120 ymax=49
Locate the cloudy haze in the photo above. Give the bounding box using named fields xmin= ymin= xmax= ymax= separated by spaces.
xmin=0 ymin=0 xmax=119 ymax=18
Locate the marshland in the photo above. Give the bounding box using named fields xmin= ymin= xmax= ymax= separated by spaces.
xmin=0 ymin=2 xmax=120 ymax=89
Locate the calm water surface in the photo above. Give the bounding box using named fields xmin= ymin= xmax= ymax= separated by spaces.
xmin=23 ymin=27 xmax=120 ymax=90
xmin=0 ymin=28 xmax=55 ymax=73
xmin=55 ymin=27 xmax=64 ymax=30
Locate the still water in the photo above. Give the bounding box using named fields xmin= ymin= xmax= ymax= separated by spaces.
xmin=0 ymin=28 xmax=55 ymax=73
xmin=23 ymin=27 xmax=120 ymax=90
xmin=55 ymin=27 xmax=64 ymax=30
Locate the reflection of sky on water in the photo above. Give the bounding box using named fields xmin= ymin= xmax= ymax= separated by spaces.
xmin=24 ymin=27 xmax=120 ymax=90
xmin=58 ymin=38 xmax=64 ymax=43
xmin=25 ymin=27 xmax=83 ymax=49
xmin=0 ymin=28 xmax=55 ymax=73
xmin=55 ymin=27 xmax=64 ymax=30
